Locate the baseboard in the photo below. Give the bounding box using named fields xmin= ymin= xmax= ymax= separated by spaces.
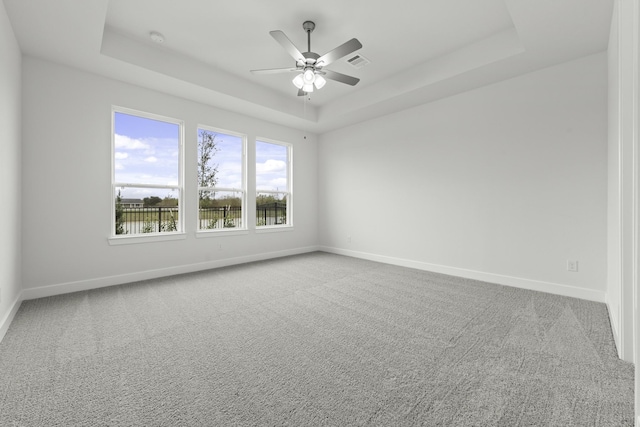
xmin=22 ymin=246 xmax=320 ymax=301
xmin=0 ymin=293 xmax=22 ymax=344
xmin=319 ymin=246 xmax=606 ymax=303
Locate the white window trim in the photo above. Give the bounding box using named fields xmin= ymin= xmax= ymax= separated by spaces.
xmin=256 ymin=137 xmax=293 ymax=230
xmin=196 ymin=125 xmax=247 ymax=234
xmin=255 ymin=225 xmax=294 ymax=234
xmin=196 ymin=229 xmax=249 ymax=238
xmin=109 ymin=106 xmax=185 ymax=243
xmin=108 ymin=233 xmax=187 ymax=245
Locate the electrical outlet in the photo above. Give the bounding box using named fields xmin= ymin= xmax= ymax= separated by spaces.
xmin=567 ymin=260 xmax=578 ymax=272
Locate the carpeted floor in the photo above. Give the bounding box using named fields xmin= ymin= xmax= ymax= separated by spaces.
xmin=0 ymin=252 xmax=634 ymax=426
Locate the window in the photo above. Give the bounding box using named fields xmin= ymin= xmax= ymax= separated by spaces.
xmin=256 ymin=139 xmax=291 ymax=227
xmin=112 ymin=108 xmax=183 ymax=237
xmin=198 ymin=127 xmax=246 ymax=231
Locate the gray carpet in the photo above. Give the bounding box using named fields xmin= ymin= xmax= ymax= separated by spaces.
xmin=0 ymin=252 xmax=634 ymax=426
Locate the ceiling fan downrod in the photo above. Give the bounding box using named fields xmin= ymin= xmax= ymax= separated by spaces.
xmin=302 ymin=21 xmax=315 ymax=53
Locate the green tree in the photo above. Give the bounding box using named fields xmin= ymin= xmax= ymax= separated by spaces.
xmin=143 ymin=196 xmax=162 ymax=207
xmin=115 ymin=190 xmax=126 ymax=235
xmin=198 ymin=130 xmax=219 ymax=201
xmin=158 ymin=196 xmax=178 ymax=207
xmin=142 ymin=217 xmax=154 ymax=233
xmin=256 ymin=194 xmax=278 ymax=206
xmin=161 ymin=211 xmax=178 ymax=232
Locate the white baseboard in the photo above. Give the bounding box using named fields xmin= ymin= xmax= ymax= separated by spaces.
xmin=22 ymin=246 xmax=320 ymax=301
xmin=0 ymin=293 xmax=22 ymax=344
xmin=319 ymin=246 xmax=606 ymax=303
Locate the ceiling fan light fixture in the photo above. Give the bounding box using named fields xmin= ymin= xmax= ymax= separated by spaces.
xmin=251 ymin=21 xmax=362 ymax=96
xmin=314 ymin=74 xmax=326 ymax=89
xmin=303 ymin=68 xmax=315 ymax=84
xmin=292 ymin=73 xmax=304 ymax=89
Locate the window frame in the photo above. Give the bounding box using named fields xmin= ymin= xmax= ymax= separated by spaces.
xmin=196 ymin=125 xmax=248 ymax=235
xmin=109 ymin=106 xmax=185 ymax=244
xmin=255 ymin=137 xmax=293 ymax=231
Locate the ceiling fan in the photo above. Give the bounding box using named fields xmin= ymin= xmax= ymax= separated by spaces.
xmin=250 ymin=21 xmax=362 ymax=96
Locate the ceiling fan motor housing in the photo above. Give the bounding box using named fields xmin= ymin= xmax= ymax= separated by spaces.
xmin=299 ymin=52 xmax=320 ymax=69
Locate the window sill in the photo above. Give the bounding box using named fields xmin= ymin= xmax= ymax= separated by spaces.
xmin=255 ymin=225 xmax=294 ymax=234
xmin=196 ymin=229 xmax=249 ymax=238
xmin=108 ymin=232 xmax=187 ymax=246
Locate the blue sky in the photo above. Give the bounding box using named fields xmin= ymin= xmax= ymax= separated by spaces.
xmin=114 ymin=112 xmax=288 ymax=200
xmin=114 ymin=112 xmax=179 ymax=186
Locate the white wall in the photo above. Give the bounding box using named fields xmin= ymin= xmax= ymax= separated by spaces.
xmin=0 ymin=0 xmax=22 ymax=339
xmin=607 ymin=0 xmax=623 ymax=358
xmin=607 ymin=0 xmax=636 ymax=364
xmin=21 ymin=57 xmax=318 ymax=296
xmin=610 ymin=0 xmax=640 ymax=420
xmin=319 ymin=53 xmax=608 ymax=302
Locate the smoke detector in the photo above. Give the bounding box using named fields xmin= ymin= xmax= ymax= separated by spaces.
xmin=150 ymin=31 xmax=165 ymax=44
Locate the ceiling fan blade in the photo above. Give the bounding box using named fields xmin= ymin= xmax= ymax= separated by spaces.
xmin=322 ymin=69 xmax=360 ymax=86
xmin=270 ymin=30 xmax=305 ymax=63
xmin=297 ymin=89 xmax=306 ymax=96
xmin=316 ymin=38 xmax=362 ymax=66
xmin=251 ymin=67 xmax=299 ymax=75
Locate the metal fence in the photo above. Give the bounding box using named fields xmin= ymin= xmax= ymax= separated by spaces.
xmin=256 ymin=202 xmax=287 ymax=226
xmin=199 ymin=206 xmax=242 ymax=230
xmin=118 ymin=207 xmax=179 ymax=234
xmin=117 ymin=203 xmax=286 ymax=234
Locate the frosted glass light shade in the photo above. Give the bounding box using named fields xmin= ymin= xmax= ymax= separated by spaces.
xmin=292 ymin=74 xmax=304 ymax=89
xmin=303 ymin=69 xmax=315 ymax=84
xmin=314 ymin=74 xmax=326 ymax=89
xmin=302 ymin=83 xmax=314 ymax=92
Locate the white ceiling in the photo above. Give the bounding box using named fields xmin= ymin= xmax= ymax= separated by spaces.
xmin=3 ymin=0 xmax=613 ymax=133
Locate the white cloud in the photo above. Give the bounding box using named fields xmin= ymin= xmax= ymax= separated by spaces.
xmin=145 ymin=156 xmax=158 ymax=163
xmin=256 ymin=159 xmax=286 ymax=173
xmin=268 ymin=178 xmax=287 ymax=188
xmin=256 ymin=177 xmax=287 ymax=192
xmin=114 ymin=163 xmax=124 ymax=170
xmin=114 ymin=134 xmax=151 ymax=150
xmin=114 ymin=152 xmax=128 ymax=160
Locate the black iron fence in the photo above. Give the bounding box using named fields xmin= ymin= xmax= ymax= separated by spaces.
xmin=118 ymin=207 xmax=179 ymax=234
xmin=256 ymin=202 xmax=287 ymax=226
xmin=199 ymin=206 xmax=242 ymax=230
xmin=117 ymin=203 xmax=287 ymax=234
